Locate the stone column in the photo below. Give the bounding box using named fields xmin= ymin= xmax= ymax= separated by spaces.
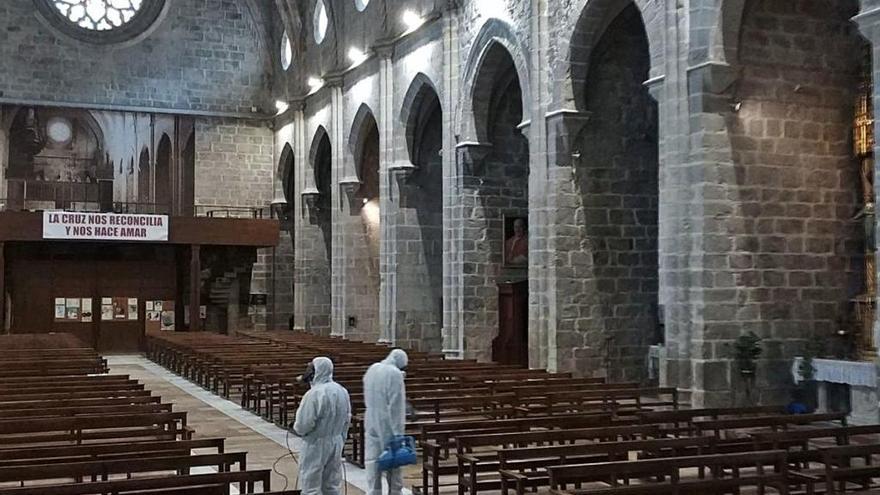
xmin=329 ymin=76 xmax=347 ymax=337
xmin=441 ymin=2 xmax=463 ymax=358
xmin=538 ymin=109 xmax=591 ymax=372
xmin=377 ymin=43 xmax=396 ymax=345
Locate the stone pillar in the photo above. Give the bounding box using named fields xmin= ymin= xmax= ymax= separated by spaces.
xmin=538 ymin=109 xmax=591 ymax=372
xmin=449 ymin=142 xmax=492 ymax=360
xmin=329 ymin=77 xmax=347 ymax=338
xmin=441 ymin=1 xmax=463 ymax=358
xmin=377 ymin=43 xmax=396 ymax=345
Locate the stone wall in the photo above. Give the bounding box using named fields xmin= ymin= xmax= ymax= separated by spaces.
xmin=556 ymin=5 xmax=659 ymax=382
xmin=194 ymin=118 xmax=274 ymax=207
xmin=0 ymin=0 xmax=271 ymax=114
xmin=717 ymin=0 xmax=862 ymax=403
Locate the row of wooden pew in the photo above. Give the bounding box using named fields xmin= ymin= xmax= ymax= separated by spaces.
xmin=0 ymin=333 xmax=298 ymax=495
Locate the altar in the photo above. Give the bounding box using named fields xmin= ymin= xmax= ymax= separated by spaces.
xmin=792 ymin=357 xmax=880 ymax=425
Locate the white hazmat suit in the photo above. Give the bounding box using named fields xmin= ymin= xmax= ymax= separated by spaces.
xmin=363 ymin=349 xmax=408 ymax=495
xmin=293 ymin=357 xmax=352 ymax=495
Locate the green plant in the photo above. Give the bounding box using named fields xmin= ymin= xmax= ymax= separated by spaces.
xmin=797 ymin=340 xmax=823 ymax=382
xmin=733 ymin=332 xmax=762 ymax=375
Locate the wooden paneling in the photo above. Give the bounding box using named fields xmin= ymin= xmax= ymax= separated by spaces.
xmin=0 ymin=212 xmax=279 ymax=247
xmin=7 ymin=243 xmax=178 ymax=352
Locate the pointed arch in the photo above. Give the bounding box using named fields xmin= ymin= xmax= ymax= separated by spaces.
xmin=155 ymin=134 xmax=172 ymax=211
xmin=399 ymin=73 xmax=442 ymax=166
xmin=348 ymin=103 xmax=378 ymax=163
xmin=456 ymin=18 xmax=532 ymax=143
xmin=137 ymin=147 xmax=151 ymax=204
xmin=279 ymin=142 xmax=295 ymax=203
xmin=555 ymin=0 xmax=664 ymax=112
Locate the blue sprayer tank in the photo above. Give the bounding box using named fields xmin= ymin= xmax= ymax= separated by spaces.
xmin=377 ymin=435 xmax=417 ymax=471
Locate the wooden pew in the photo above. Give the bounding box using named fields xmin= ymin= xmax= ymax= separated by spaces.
xmin=546 ymin=450 xmax=790 ymax=494
xmin=498 ymin=436 xmax=717 ymax=495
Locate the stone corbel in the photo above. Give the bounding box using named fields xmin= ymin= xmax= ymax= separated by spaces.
xmin=338 ymin=177 xmax=362 ymax=215
xmin=455 ymin=141 xmax=492 ymax=179
xmin=389 ymin=163 xmax=419 ymax=206
xmin=545 ymin=109 xmax=591 ymax=168
xmin=300 ymin=187 xmax=322 ymax=224
xmin=686 ymin=62 xmax=740 ymax=113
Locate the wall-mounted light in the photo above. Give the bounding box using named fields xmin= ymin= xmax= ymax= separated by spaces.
xmin=308 ymin=77 xmax=324 ymax=93
xmin=402 ymin=10 xmax=424 ymax=34
xmin=731 ymin=101 xmax=742 ymax=112
xmin=348 ymin=47 xmax=368 ymax=68
xmin=274 ymin=100 xmax=289 ymax=115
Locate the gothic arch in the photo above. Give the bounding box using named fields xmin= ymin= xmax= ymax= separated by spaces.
xmin=456 ymin=18 xmax=531 ymax=143
xmin=308 ymin=125 xmax=331 ymax=177
xmin=399 ymin=72 xmax=441 ymax=165
xmin=348 ymin=104 xmax=379 ymax=183
xmin=560 ymin=0 xmax=664 ymax=112
xmin=279 ymin=142 xmax=295 ymax=203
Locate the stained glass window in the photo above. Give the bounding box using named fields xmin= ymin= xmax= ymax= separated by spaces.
xmin=52 ymin=0 xmax=144 ymax=31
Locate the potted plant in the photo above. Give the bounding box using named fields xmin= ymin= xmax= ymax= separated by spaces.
xmin=732 ymin=332 xmax=762 ymax=405
xmin=795 ymin=340 xmax=822 ymax=412
xmin=734 ymin=331 xmax=762 ymax=376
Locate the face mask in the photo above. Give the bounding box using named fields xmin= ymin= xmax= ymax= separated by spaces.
xmin=299 ymin=363 xmax=315 ymax=385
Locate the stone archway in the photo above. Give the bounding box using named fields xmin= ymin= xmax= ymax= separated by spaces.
xmin=393 ymin=75 xmax=444 ymax=352
xmin=459 ymin=41 xmax=530 ymax=362
xmin=565 ymin=2 xmax=660 ymax=382
xmin=298 ymin=126 xmax=333 ymax=336
xmin=343 ymin=106 xmax=381 ymax=343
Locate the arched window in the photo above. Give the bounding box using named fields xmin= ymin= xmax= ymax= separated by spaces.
xmin=281 ymin=30 xmax=293 ymax=70
xmin=314 ymin=0 xmax=329 ymax=44
xmin=34 ymin=0 xmax=165 ymax=44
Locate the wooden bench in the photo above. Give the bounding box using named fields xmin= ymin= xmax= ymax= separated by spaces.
xmin=498 ymin=436 xmax=717 ymax=495
xmin=547 ymin=450 xmax=790 ymax=494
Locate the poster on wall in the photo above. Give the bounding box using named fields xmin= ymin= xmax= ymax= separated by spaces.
xmin=145 ymin=300 xmax=175 ymax=332
xmin=65 ymin=298 xmax=81 ymax=321
xmin=54 ymin=298 xmax=66 ymax=320
xmin=81 ymin=299 xmax=93 ymax=323
xmin=127 ymin=298 xmax=138 ymax=320
xmin=101 ymin=298 xmax=113 ymax=321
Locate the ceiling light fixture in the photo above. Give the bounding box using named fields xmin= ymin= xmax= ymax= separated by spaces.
xmin=308 ymin=77 xmax=324 ymax=93
xmin=402 ymin=10 xmax=424 ymax=34
xmin=348 ymin=47 xmax=368 ymax=67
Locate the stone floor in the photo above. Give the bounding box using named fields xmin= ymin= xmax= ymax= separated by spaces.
xmin=107 ymin=355 xmax=380 ymax=495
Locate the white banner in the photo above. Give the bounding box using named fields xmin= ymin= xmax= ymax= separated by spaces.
xmin=43 ymin=211 xmax=169 ymax=242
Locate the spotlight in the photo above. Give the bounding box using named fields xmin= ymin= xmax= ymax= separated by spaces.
xmin=348 ymin=47 xmax=368 ymax=67
xmin=307 ymin=77 xmax=324 ymax=93
xmin=402 ymin=10 xmax=424 ymax=33
xmin=274 ymin=100 xmax=289 ymax=115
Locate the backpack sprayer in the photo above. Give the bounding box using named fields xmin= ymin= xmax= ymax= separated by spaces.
xmin=377 ymin=435 xmax=418 ymax=471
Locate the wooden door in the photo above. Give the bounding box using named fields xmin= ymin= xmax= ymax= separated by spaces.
xmin=493 ymin=280 xmax=528 ymax=367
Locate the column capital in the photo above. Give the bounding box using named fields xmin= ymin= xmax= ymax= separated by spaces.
xmin=455 ymin=141 xmax=493 ymax=178
xmin=854 ymin=5 xmax=880 ymax=34
xmin=545 ymin=109 xmax=591 ymax=168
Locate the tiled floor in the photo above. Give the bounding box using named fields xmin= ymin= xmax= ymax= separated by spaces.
xmin=107 ymin=355 xmax=378 ymax=495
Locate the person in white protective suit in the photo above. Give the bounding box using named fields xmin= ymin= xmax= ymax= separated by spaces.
xmin=293 ymin=357 xmax=352 ymax=495
xmin=363 ymin=348 xmax=408 ymax=495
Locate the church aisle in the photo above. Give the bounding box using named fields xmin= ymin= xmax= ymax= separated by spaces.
xmin=107 ymin=355 xmax=367 ymax=495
